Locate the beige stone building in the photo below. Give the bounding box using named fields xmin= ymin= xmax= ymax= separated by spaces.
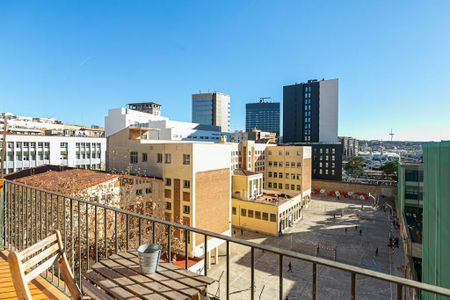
xmin=107 ymin=127 xmax=232 ymax=260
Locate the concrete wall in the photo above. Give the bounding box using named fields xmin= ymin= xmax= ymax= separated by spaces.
xmin=312 ymin=179 xmax=396 ymax=197
xmin=319 ymin=79 xmax=339 ymax=143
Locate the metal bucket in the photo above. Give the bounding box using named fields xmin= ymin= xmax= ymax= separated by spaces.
xmin=137 ymin=244 xmax=162 ymax=274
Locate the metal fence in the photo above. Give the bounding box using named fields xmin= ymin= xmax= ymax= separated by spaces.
xmin=2 ymin=179 xmax=450 ymax=299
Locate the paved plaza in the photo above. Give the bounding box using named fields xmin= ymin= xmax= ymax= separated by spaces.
xmin=206 ymin=197 xmax=405 ymax=299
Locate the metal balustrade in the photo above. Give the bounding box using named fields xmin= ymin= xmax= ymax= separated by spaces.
xmin=1 ymin=179 xmax=450 ymax=299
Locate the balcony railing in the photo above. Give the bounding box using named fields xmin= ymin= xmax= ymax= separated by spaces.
xmin=1 ymin=179 xmax=450 ymax=299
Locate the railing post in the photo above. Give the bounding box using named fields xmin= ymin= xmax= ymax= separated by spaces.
xmin=204 ymin=234 xmax=208 ymax=276
xmin=397 ymin=284 xmax=403 ymax=300
xmin=104 ymin=208 xmax=108 ymax=259
xmin=226 ymin=240 xmax=230 ymax=300
xmin=94 ymin=205 xmax=98 ymax=263
xmin=312 ymin=262 xmax=317 ymax=300
xmin=351 ymin=272 xmax=356 ymax=300
xmin=78 ymin=201 xmax=82 ymax=288
xmin=0 ymin=180 xmax=4 ymax=248
xmin=114 ymin=211 xmax=118 ymax=254
xmin=279 ymin=254 xmax=283 ymax=300
xmin=184 ymin=229 xmax=189 ymax=270
xmin=86 ymin=203 xmax=90 ymax=269
xmin=251 ymin=247 xmax=255 ymax=300
xmin=167 ymin=224 xmax=171 ymax=262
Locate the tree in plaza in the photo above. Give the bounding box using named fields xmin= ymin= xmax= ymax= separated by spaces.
xmin=380 ymin=160 xmax=399 ymax=180
xmin=344 ymin=156 xmax=365 ymax=176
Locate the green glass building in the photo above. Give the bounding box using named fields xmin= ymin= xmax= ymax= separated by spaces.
xmin=422 ymin=141 xmax=450 ymax=299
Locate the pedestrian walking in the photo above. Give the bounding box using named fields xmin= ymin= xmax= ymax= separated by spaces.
xmin=333 ymin=214 xmax=336 ymax=220
xmin=375 ymin=247 xmax=379 ymax=256
xmin=359 ymin=229 xmax=362 ymax=236
xmin=240 ymin=228 xmax=243 ymax=236
xmin=345 ymin=228 xmax=347 ymax=232
xmin=355 ymin=225 xmax=358 ymax=230
xmin=288 ymin=262 xmax=293 ymax=272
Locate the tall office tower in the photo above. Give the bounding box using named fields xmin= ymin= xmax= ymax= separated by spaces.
xmin=192 ymin=92 xmax=230 ymax=132
xmin=245 ymin=99 xmax=280 ymax=137
xmin=283 ymin=79 xmax=338 ymax=143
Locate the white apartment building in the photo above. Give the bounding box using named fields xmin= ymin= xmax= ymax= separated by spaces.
xmin=1 ymin=134 xmax=106 ymax=174
xmin=105 ymin=107 xmax=225 ymax=141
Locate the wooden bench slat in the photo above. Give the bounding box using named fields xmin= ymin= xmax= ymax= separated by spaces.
xmin=25 ymin=253 xmax=60 ymax=283
xmin=99 ymin=259 xmax=186 ymax=300
xmin=23 ymin=243 xmax=60 ymax=270
xmin=81 ymin=279 xmax=115 ymax=300
xmin=91 ymin=264 xmax=163 ymax=300
xmin=112 ymin=253 xmax=203 ymax=298
xmin=123 ymin=253 xmax=208 ymax=292
xmin=85 ymin=270 xmax=141 ymax=300
xmin=18 ymin=234 xmax=58 ymax=259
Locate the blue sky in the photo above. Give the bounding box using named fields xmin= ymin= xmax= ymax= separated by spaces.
xmin=1 ymin=1 xmax=449 ymax=141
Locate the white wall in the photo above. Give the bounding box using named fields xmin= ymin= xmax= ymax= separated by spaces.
xmin=105 ymin=107 xmax=225 ymax=141
xmin=4 ymin=134 xmax=106 ymax=173
xmin=319 ymin=79 xmax=339 ymax=142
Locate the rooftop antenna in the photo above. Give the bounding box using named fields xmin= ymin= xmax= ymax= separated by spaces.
xmin=259 ymin=97 xmax=271 ymax=103
xmin=389 ymin=128 xmax=395 ymax=142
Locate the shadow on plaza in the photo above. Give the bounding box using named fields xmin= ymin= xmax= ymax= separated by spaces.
xmin=223 ymin=198 xmax=401 ymax=299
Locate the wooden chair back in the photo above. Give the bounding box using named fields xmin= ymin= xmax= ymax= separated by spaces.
xmin=8 ymin=230 xmax=82 ymax=300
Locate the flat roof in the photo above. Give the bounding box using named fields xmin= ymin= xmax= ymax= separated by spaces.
xmin=235 ymin=190 xmax=301 ymax=206
xmin=233 ymin=169 xmax=260 ymax=176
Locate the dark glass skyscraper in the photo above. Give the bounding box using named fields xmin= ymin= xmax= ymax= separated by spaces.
xmin=245 ymin=100 xmax=280 ymax=137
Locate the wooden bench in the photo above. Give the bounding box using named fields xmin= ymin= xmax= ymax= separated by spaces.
xmin=8 ymin=231 xmax=82 ymax=300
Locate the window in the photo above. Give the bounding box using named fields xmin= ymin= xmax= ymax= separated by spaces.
xmin=274 ymin=162 xmax=278 ymax=167
xmin=130 ymin=152 xmax=138 ymax=164
xmin=262 ymin=212 xmax=269 ymax=221
xmin=255 ymin=211 xmax=261 ymax=219
xmin=268 ymin=172 xmax=272 ymax=178
xmin=241 ymin=209 xmax=247 ymax=217
xmin=291 ymin=162 xmax=295 ymax=167
xmin=278 ymin=183 xmax=283 ymax=189
xmin=274 ymin=172 xmax=278 ymax=178
xmin=291 ymin=184 xmax=295 ymax=190
xmin=183 ymin=154 xmax=190 ymax=165
xmin=164 ymin=189 xmax=171 ymax=198
xmin=268 ymin=161 xmax=272 ymax=167
xmin=183 ymin=180 xmax=190 ymax=189
xmin=165 ymin=153 xmax=172 ymax=164
xmin=285 ymin=184 xmax=289 ymax=189
xmin=157 ymin=153 xmax=163 ymax=163
xmin=268 ymin=182 xmax=272 ymax=188
xmin=165 ymin=178 xmax=172 ymax=186
xmin=165 ymin=202 xmax=172 ymax=210
xmin=248 ymin=210 xmax=254 ymax=218
xmin=279 ymin=162 xmax=283 ymax=167
xmin=232 ymin=207 xmax=237 ymax=215
xmin=297 ymin=185 xmax=301 ymax=191
xmin=285 ymin=151 xmax=290 ymax=156
xmin=145 ymin=188 xmax=152 ymax=194
xmin=279 ymin=173 xmax=283 ymax=178
xmin=142 ymin=153 xmax=148 ymax=162
xmin=286 ymin=173 xmax=290 ymax=179
xmin=270 ymin=213 xmax=276 ymax=222
xmin=136 ymin=189 xmax=143 ymax=196
xmin=183 ymin=205 xmax=190 ymax=214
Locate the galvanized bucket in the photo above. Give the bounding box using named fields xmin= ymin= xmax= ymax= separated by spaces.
xmin=137 ymin=244 xmax=162 ymax=274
